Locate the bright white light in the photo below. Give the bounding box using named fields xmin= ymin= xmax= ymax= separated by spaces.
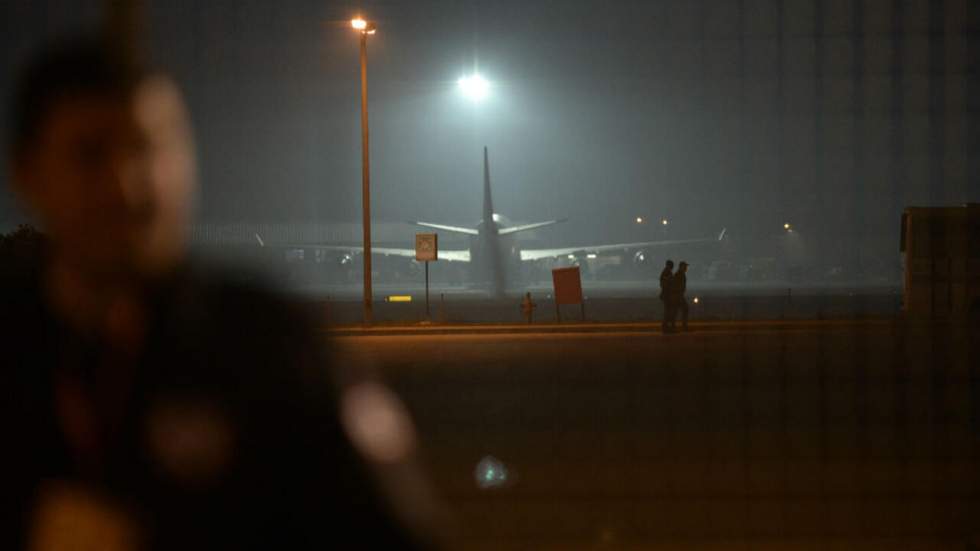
xmin=567 ymin=254 xmax=575 ymax=260
xmin=693 ymin=297 xmax=700 ymax=304
xmin=661 ymin=219 xmax=669 ymax=226
xmin=635 ymin=216 xmax=644 ymax=224
xmin=586 ymin=253 xmax=597 ymax=259
xmin=784 ymin=223 xmax=792 ymax=231
xmin=458 ymin=74 xmax=490 ymax=101
xmin=351 ymin=18 xmax=367 ymax=30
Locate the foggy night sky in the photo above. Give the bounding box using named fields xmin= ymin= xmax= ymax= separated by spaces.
xmin=2 ymin=1 xmax=978 ymax=263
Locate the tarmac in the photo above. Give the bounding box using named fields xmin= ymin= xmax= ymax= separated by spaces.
xmin=326 ymin=318 xmax=903 ymax=337
xmin=325 ymin=296 xmax=975 ymax=550
xmin=333 ymin=322 xmax=980 ymax=549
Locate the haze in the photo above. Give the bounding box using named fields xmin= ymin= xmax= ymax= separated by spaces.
xmin=2 ymin=1 xmax=978 ymax=276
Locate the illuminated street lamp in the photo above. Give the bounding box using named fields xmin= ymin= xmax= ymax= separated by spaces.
xmin=352 ymin=16 xmax=377 ymax=324
xmin=458 ymin=73 xmax=490 ymax=102
xmin=351 ymin=17 xmax=376 ymax=33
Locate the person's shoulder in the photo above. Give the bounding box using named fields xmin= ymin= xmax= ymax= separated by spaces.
xmin=167 ymin=262 xmax=316 ymax=332
xmin=156 ymin=263 xmax=328 ymax=390
xmin=0 ymin=260 xmax=48 ymax=338
xmin=0 ymin=258 xmax=52 ymax=393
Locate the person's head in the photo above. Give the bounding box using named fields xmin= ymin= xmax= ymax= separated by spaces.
xmin=665 ymin=260 xmax=674 ymax=269
xmin=678 ymin=261 xmax=688 ymax=273
xmin=8 ymin=35 xmax=195 ymax=280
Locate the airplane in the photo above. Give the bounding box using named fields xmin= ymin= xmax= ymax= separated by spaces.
xmin=259 ymin=147 xmax=725 ymax=297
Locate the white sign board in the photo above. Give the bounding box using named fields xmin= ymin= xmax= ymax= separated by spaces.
xmin=415 ymin=233 xmax=438 ymax=262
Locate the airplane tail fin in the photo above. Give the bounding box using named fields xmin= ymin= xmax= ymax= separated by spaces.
xmin=482 ymin=146 xmax=494 ymax=226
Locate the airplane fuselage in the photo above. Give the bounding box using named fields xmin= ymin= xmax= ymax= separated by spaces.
xmin=468 ymin=218 xmax=524 ymax=297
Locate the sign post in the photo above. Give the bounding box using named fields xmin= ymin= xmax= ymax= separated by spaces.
xmin=551 ymin=266 xmax=584 ymax=322
xmin=415 ymin=233 xmax=438 ymax=319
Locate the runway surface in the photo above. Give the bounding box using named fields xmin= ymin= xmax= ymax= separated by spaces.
xmin=333 ymin=323 xmax=979 ymax=550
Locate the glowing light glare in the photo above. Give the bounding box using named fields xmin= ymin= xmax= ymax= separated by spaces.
xmin=586 ymin=253 xmax=598 ymax=259
xmin=784 ymin=223 xmax=791 ymax=230
xmin=340 ymin=383 xmax=416 ymax=464
xmin=693 ymin=297 xmax=700 ymax=304
xmin=635 ymin=216 xmax=644 ymax=224
xmin=458 ymin=74 xmax=490 ymax=101
xmin=661 ymin=219 xmax=669 ymax=226
xmin=475 ymin=456 xmax=509 ymax=489
xmin=351 ymin=18 xmax=367 ymax=30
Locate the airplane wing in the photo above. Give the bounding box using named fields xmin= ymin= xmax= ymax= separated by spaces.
xmin=497 ymin=219 xmax=567 ymax=235
xmin=519 ymin=229 xmax=726 ymax=261
xmin=412 ymin=221 xmax=478 ymax=236
xmin=255 ymin=235 xmax=471 ymax=261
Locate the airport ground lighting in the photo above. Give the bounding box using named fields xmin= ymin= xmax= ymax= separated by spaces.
xmin=458 ymin=74 xmax=490 ymax=102
xmin=353 ymin=16 xmax=377 ymax=324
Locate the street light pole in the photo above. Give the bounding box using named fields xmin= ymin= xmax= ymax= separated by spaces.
xmin=353 ymin=18 xmax=376 ymax=324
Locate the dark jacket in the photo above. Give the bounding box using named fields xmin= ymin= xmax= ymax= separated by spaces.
xmin=668 ymin=271 xmax=687 ymax=302
xmin=1 ymin=264 xmax=438 ymax=550
xmin=658 ymin=267 xmax=673 ymax=300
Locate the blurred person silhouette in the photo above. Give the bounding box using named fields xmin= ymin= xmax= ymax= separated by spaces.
xmin=658 ymin=260 xmax=673 ymax=333
xmin=1 ymin=34 xmax=444 ymax=550
xmin=520 ymin=292 xmax=536 ymax=324
xmin=666 ymin=261 xmax=690 ymax=332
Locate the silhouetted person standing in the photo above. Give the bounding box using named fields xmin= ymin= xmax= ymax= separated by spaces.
xmin=521 ymin=292 xmax=537 ymax=324
xmin=659 ymin=260 xmax=674 ymax=333
xmin=667 ymin=261 xmax=690 ymax=332
xmin=1 ymin=35 xmax=443 ymax=550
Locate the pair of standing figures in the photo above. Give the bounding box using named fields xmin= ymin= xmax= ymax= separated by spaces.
xmin=659 ymin=260 xmax=689 ymax=333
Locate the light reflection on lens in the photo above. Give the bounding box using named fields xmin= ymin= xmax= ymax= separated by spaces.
xmin=475 ymin=455 xmax=509 ymax=489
